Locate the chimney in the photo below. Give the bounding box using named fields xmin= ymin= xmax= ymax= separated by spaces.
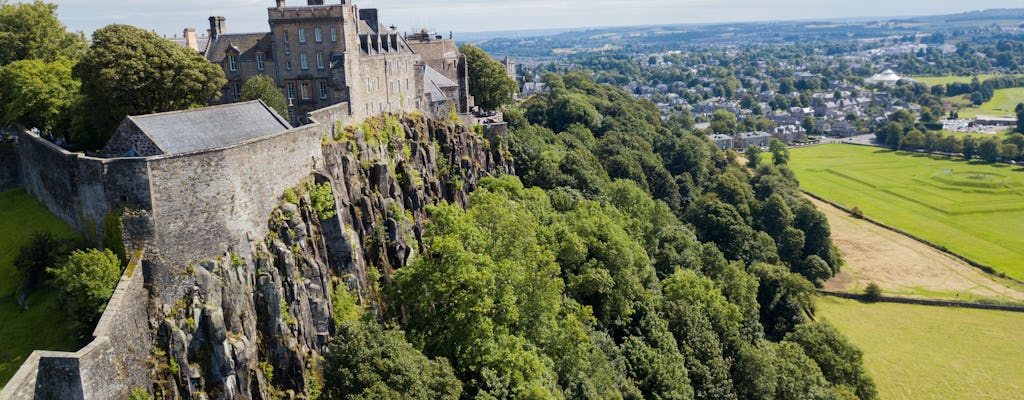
xmin=184 ymin=28 xmax=199 ymax=52
xmin=307 ymin=0 xmax=324 ymax=5
xmin=276 ymin=0 xmax=285 ymax=8
xmin=208 ymin=16 xmax=226 ymax=40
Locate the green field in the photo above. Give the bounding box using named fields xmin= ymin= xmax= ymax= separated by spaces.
xmin=910 ymin=74 xmax=1024 ymax=87
xmin=0 ymin=189 xmax=79 ymax=387
xmin=958 ymin=87 xmax=1024 ymax=118
xmin=817 ymin=297 xmax=1024 ymax=400
xmin=790 ymin=144 xmax=1024 ymax=280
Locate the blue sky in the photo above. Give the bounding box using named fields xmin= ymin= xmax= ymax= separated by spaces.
xmin=27 ymin=0 xmax=1024 ymax=38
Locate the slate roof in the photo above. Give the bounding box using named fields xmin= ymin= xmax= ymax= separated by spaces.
xmin=205 ymin=33 xmax=273 ymax=62
xmin=128 ymin=100 xmax=292 ymax=155
xmin=423 ymin=65 xmax=458 ymax=103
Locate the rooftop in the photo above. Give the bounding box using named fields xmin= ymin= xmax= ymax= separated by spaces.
xmin=128 ymin=100 xmax=292 ymax=155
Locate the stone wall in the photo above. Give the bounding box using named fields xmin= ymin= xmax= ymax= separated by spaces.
xmin=1 ymin=254 xmax=151 ymax=400
xmin=0 ymin=139 xmax=19 ymax=192
xmin=15 ymin=131 xmax=151 ymax=238
xmin=145 ymin=126 xmax=323 ymax=269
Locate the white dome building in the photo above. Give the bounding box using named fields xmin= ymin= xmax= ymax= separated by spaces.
xmin=866 ymin=69 xmax=904 ymax=85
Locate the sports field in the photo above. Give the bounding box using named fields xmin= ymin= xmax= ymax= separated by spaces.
xmin=790 ymin=144 xmax=1024 ymax=281
xmin=817 ymin=297 xmax=1024 ymax=400
xmin=0 ymin=189 xmax=79 ymax=387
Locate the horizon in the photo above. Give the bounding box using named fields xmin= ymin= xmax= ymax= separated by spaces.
xmin=16 ymin=0 xmax=1024 ymax=39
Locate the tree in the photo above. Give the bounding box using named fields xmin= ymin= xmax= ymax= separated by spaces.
xmin=711 ymin=109 xmax=738 ymax=134
xmin=240 ymin=75 xmax=288 ymax=120
xmin=769 ymin=138 xmax=790 ymax=165
xmin=785 ymin=322 xmax=877 ymax=400
xmin=47 ymin=248 xmax=121 ymax=337
xmin=13 ymin=232 xmax=76 ymax=291
xmin=978 ymin=138 xmax=1000 ymax=162
xmin=460 ymin=44 xmax=517 ymax=111
xmin=0 ymin=0 xmax=86 ymax=65
xmin=1016 ymin=103 xmax=1024 ymax=133
xmin=802 ymin=116 xmax=816 ymax=136
xmin=0 ymin=58 xmax=79 ymax=133
xmin=745 ymin=145 xmax=762 ymax=168
xmin=72 ymin=24 xmax=226 ymax=149
xmin=901 ymin=129 xmax=925 ymax=150
xmin=322 ymin=320 xmax=462 ymax=399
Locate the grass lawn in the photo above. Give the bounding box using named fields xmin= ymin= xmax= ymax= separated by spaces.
xmin=816 ymin=297 xmax=1024 ymax=400
xmin=957 ymin=87 xmax=1024 ymax=118
xmin=790 ymin=144 xmax=1024 ymax=281
xmin=0 ymin=189 xmax=80 ymax=388
xmin=910 ymin=74 xmax=1024 ymax=87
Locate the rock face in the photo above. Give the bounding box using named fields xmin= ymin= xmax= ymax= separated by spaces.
xmin=149 ymin=115 xmax=511 ymax=398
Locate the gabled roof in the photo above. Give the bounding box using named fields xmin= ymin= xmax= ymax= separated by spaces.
xmin=423 ymin=65 xmax=458 ymax=103
xmin=127 ymin=100 xmax=292 ymax=155
xmin=205 ymin=33 xmax=273 ymax=62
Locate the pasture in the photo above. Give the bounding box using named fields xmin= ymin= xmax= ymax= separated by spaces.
xmin=0 ymin=189 xmax=79 ymax=387
xmin=957 ymin=87 xmax=1024 ymax=118
xmin=910 ymin=74 xmax=1023 ymax=87
xmin=790 ymin=144 xmax=1024 ymax=281
xmin=816 ymin=297 xmax=1024 ymax=400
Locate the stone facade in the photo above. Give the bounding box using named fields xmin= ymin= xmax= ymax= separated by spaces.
xmin=203 ymin=0 xmax=466 ymax=125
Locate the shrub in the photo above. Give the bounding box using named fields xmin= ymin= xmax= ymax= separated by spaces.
xmin=863 ymin=282 xmax=882 ymax=302
xmin=309 ymin=181 xmax=337 ymax=220
xmin=14 ymin=232 xmax=76 ymax=291
xmin=850 ymin=206 xmax=864 ymax=219
xmin=48 ymin=248 xmax=122 ymax=337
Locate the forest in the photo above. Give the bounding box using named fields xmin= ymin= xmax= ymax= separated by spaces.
xmin=321 ymin=71 xmax=875 ymax=400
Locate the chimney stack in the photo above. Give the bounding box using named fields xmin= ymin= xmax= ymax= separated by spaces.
xmin=276 ymin=0 xmax=285 ymax=8
xmin=208 ymin=16 xmax=226 ymax=40
xmin=184 ymin=28 xmax=199 ymax=52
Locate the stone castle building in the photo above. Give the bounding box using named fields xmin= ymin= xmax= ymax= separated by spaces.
xmin=200 ymin=0 xmax=473 ymax=125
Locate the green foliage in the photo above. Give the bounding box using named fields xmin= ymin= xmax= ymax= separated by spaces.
xmin=322 ymin=320 xmax=462 ymax=399
xmin=309 ymin=181 xmax=337 ymax=220
xmin=460 ymin=44 xmax=518 ymax=111
xmin=863 ymin=282 xmax=882 ymax=302
xmin=101 ymin=209 xmax=125 ymax=264
xmin=13 ymin=231 xmax=76 ymax=291
xmin=71 ymin=24 xmax=226 ymax=149
xmin=0 ymin=58 xmax=79 ymax=134
xmin=332 ymin=283 xmax=362 ymax=327
xmin=785 ymin=322 xmax=877 ymax=400
xmin=241 ymin=75 xmax=289 ymax=120
xmin=0 ymin=0 xmax=85 ymax=65
xmin=47 ymin=248 xmax=121 ymax=338
xmin=744 ymin=145 xmax=762 ymax=168
xmin=129 ymin=388 xmax=154 ymax=400
xmin=283 ymin=188 xmax=299 ymax=204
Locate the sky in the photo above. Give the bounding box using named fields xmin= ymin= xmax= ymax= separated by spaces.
xmin=24 ymin=0 xmax=1024 ymax=38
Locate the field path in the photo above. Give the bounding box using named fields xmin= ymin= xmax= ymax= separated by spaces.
xmin=812 ymin=196 xmax=1024 ymax=302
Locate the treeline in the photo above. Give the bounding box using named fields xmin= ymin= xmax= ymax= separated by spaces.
xmin=320 ymin=72 xmax=876 ymax=400
xmin=877 ymin=108 xmax=1024 ymax=162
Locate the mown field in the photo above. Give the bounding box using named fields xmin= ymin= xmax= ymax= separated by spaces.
xmin=0 ymin=189 xmax=79 ymax=387
xmin=816 ymin=297 xmax=1024 ymax=400
xmin=957 ymin=87 xmax=1024 ymax=118
xmin=910 ymin=74 xmax=1024 ymax=87
xmin=790 ymin=144 xmax=1024 ymax=281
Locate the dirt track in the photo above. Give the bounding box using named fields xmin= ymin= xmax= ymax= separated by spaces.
xmin=811 ymin=196 xmax=1024 ymax=302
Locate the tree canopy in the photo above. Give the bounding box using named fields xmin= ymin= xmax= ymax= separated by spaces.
xmin=0 ymin=0 xmax=85 ymax=66
xmin=0 ymin=58 xmax=79 ymax=133
xmin=71 ymin=24 xmax=226 ymax=149
xmin=460 ymin=44 xmax=518 ymax=111
xmin=241 ymin=75 xmax=289 ymax=120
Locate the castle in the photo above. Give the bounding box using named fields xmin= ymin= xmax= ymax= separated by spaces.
xmin=194 ymin=0 xmax=473 ymax=125
xmin=0 ymin=1 xmax=509 ymax=398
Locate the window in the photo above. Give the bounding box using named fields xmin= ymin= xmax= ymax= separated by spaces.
xmin=227 ymin=54 xmax=237 ymax=71
xmin=366 ymin=77 xmax=371 ymax=92
xmin=286 ymin=83 xmax=296 ymax=99
xmin=300 ymin=82 xmax=310 ymax=99
xmin=286 ymin=60 xmax=292 ymax=71
xmin=256 ymin=53 xmax=265 ymax=70
xmin=314 ymin=27 xmax=322 ymax=43
xmin=284 ymin=32 xmax=290 ymax=54
xmin=298 ymin=28 xmax=306 ymax=43
xmin=330 ymin=27 xmax=337 ymax=42
xmin=316 ymin=52 xmax=324 ymax=69
xmin=300 ymin=53 xmax=308 ymax=70
xmin=232 ymin=83 xmax=241 ymax=100
xmin=319 ymin=81 xmax=328 ymax=99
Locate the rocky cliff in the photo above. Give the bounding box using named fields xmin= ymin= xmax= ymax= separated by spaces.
xmin=148 ymin=114 xmax=512 ymax=399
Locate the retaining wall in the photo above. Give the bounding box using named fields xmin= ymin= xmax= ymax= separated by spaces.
xmin=0 ymin=140 xmax=19 ymax=192
xmin=1 ymin=253 xmax=152 ymax=400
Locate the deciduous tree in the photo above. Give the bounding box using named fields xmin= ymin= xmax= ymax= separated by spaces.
xmin=0 ymin=58 xmax=79 ymax=133
xmin=241 ymin=75 xmax=289 ymax=120
xmin=460 ymin=44 xmax=517 ymax=110
xmin=0 ymin=0 xmax=85 ymax=65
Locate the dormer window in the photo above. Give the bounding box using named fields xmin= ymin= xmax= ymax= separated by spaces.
xmin=227 ymin=54 xmax=238 ymax=71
